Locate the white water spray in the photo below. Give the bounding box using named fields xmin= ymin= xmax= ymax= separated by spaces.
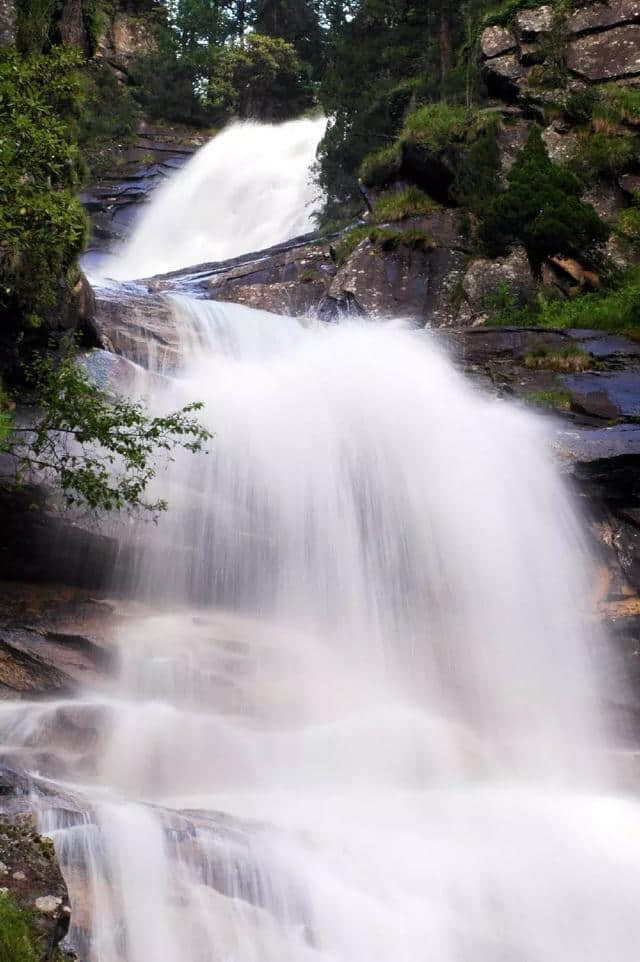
xmin=106 ymin=117 xmax=325 ymax=280
xmin=3 ymin=121 xmax=640 ymax=962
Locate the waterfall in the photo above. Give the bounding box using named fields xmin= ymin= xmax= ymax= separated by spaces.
xmin=3 ymin=120 xmax=640 ymax=962
xmin=105 ymin=117 xmax=326 ymax=280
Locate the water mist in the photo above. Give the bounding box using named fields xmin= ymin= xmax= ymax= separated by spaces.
xmin=2 ymin=120 xmax=640 ymax=962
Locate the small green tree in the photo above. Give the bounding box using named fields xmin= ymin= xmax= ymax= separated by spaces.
xmin=479 ymin=127 xmax=608 ymax=269
xmin=208 ymin=34 xmax=315 ymax=121
xmin=1 ymin=353 xmax=212 ymax=516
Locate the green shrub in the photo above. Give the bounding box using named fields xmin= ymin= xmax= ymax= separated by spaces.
xmin=0 ymin=892 xmax=39 ymax=962
xmin=563 ymin=88 xmax=598 ymax=126
xmin=208 ymin=34 xmax=315 ymax=122
xmin=14 ymin=0 xmax=56 ymax=54
xmin=373 ymin=186 xmax=438 ymax=222
xmin=482 ymin=280 xmax=525 ymax=323
xmin=81 ymin=0 xmax=114 ymax=56
xmin=571 ymin=131 xmax=638 ymax=180
xmin=451 ymin=119 xmax=501 ymax=210
xmin=486 ymin=268 xmax=640 ymax=334
xmin=480 ymin=127 xmax=607 ymax=268
xmin=359 ymin=144 xmax=402 ymax=188
xmin=0 ymin=48 xmax=88 ymax=339
xmin=78 ymin=62 xmax=140 ymax=176
xmin=131 ymin=30 xmax=210 ymax=126
xmin=1 ymin=351 xmax=212 ymax=515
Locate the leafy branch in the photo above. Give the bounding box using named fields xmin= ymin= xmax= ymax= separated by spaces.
xmin=0 ymin=353 xmax=212 ymax=518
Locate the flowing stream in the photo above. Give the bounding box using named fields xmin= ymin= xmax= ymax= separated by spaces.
xmin=3 ymin=120 xmax=640 ymax=961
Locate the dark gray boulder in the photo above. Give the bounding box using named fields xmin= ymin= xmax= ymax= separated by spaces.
xmin=567 ymin=24 xmax=640 ymax=79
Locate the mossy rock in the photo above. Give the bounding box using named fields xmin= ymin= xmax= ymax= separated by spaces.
xmin=0 ymin=806 xmax=71 ymax=961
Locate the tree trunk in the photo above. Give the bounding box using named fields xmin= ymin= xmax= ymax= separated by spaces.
xmin=439 ymin=2 xmax=453 ymax=91
xmin=237 ymin=0 xmax=246 ymax=37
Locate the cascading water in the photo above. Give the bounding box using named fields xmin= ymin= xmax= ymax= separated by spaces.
xmin=3 ymin=119 xmax=640 ymax=962
xmin=105 ymin=116 xmax=326 ymax=280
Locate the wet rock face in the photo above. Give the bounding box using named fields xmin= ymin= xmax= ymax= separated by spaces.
xmin=209 ymin=240 xmax=337 ymax=317
xmin=0 ymin=484 xmax=124 ymax=592
xmin=93 ymin=216 xmax=470 ymax=328
xmin=91 ymin=285 xmax=181 ymax=369
xmin=460 ymin=246 xmax=535 ymax=323
xmin=0 ymin=779 xmax=71 ymax=960
xmin=210 ymin=212 xmax=468 ymax=325
xmin=0 ymin=579 xmax=117 ymax=700
xmin=82 ymin=124 xmax=208 ymax=259
xmin=438 ymin=326 xmax=640 ymax=674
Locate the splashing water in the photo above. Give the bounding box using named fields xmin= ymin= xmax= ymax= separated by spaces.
xmin=3 ymin=124 xmax=640 ymax=962
xmin=106 ymin=117 xmax=325 ymax=280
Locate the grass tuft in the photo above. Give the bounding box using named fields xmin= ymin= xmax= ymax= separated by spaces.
xmin=333 ymin=225 xmax=435 ymax=265
xmin=400 ymin=103 xmax=470 ymax=151
xmin=374 ymin=186 xmax=438 ymax=222
xmin=523 ymin=344 xmax=595 ymax=371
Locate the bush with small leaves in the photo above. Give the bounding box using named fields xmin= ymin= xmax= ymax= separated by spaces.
xmin=1 ymin=353 xmax=212 ymax=517
xmin=480 ymin=127 xmax=607 ymax=269
xmin=0 ymin=48 xmax=88 ymax=341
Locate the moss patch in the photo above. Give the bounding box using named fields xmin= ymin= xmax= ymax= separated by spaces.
xmin=0 ymin=893 xmax=40 ymax=962
xmin=525 ymin=388 xmax=573 ymax=411
xmin=334 ymin=225 xmax=435 ymax=265
xmin=359 ymin=144 xmax=402 ymax=188
xmin=400 ymin=103 xmax=470 ymax=152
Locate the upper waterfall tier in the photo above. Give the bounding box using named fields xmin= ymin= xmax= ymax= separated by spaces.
xmin=105 ymin=116 xmax=326 ymax=281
